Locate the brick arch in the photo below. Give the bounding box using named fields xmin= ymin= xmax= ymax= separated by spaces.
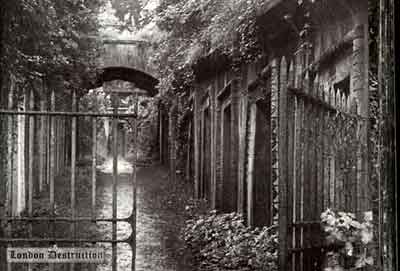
xmin=92 ymin=66 xmax=159 ymax=97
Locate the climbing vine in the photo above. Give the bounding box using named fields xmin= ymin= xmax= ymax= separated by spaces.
xmin=149 ymin=0 xmax=267 ymax=174
xmin=150 ymin=0 xmax=266 ymax=99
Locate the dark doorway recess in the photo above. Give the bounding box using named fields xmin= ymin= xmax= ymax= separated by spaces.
xmin=201 ymin=107 xmax=212 ymax=201
xmin=252 ymin=100 xmax=272 ymax=227
xmin=222 ymin=104 xmax=237 ymax=213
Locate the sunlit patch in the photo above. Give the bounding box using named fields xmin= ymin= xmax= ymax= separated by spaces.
xmin=97 ymin=157 xmax=133 ymax=174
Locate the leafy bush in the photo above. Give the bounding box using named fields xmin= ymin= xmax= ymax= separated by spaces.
xmin=182 ymin=203 xmax=277 ymax=271
xmin=321 ymin=209 xmax=374 ymax=271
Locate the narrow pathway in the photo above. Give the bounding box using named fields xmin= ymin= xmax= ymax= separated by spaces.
xmin=2 ymin=160 xmax=192 ymax=271
xmin=95 ymin=161 xmax=192 ymax=271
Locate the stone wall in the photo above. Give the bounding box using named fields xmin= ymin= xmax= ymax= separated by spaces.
xmin=160 ymin=0 xmax=369 ymax=230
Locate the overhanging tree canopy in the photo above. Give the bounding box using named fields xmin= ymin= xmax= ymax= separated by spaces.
xmin=0 ymin=0 xmax=103 ymax=90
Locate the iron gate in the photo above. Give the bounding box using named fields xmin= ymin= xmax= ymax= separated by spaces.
xmin=0 ymin=89 xmax=139 ymax=271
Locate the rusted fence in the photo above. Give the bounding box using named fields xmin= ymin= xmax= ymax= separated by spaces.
xmin=267 ymin=55 xmax=369 ymax=271
xmin=0 ymin=86 xmax=139 ymax=271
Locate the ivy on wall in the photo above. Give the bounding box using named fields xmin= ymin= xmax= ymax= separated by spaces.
xmin=149 ymin=0 xmax=266 ymax=99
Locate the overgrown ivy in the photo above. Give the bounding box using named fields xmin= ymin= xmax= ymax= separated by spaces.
xmin=0 ymin=0 xmax=104 ymax=91
xmin=182 ymin=201 xmax=278 ymax=271
xmin=150 ymin=0 xmax=267 ymax=175
xmin=150 ymin=0 xmax=265 ymax=98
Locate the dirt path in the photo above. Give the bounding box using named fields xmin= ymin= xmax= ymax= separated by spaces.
xmin=1 ymin=163 xmax=193 ymax=271
xmin=95 ymin=164 xmax=193 ymax=271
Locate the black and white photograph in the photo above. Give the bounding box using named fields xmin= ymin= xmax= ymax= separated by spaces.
xmin=0 ymin=0 xmax=397 ymax=270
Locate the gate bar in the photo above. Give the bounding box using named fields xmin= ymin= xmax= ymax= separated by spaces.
xmin=70 ymin=90 xmax=77 ymax=271
xmin=131 ymin=92 xmax=138 ymax=271
xmin=46 ymin=108 xmax=50 ymax=187
xmin=0 ymin=217 xmax=130 ymax=222
xmin=55 ymin=116 xmax=59 ymax=175
xmin=92 ymin=117 xmax=97 ymax=219
xmin=91 ymin=117 xmax=97 ymax=271
xmin=39 ymin=99 xmax=46 ymax=192
xmin=49 ymin=89 xmax=55 ymax=271
xmin=6 ymin=86 xmax=13 ymax=271
xmin=0 ymin=238 xmax=130 ymax=243
xmin=0 ymin=95 xmax=142 ymax=271
xmin=28 ymin=89 xmax=34 ymax=271
xmin=0 ymin=110 xmax=137 ymax=118
xmin=112 ymin=95 xmax=118 ymax=271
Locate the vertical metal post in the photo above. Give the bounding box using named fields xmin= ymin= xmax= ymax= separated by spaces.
xmin=39 ymin=98 xmax=46 ymax=192
xmin=15 ymin=87 xmax=25 ymax=216
xmin=65 ymin=117 xmax=70 ymax=168
xmin=61 ymin=117 xmax=65 ymax=172
xmin=61 ymin=118 xmax=67 ymax=171
xmin=7 ymin=86 xmax=14 ymax=271
xmin=55 ymin=115 xmax=58 ymax=175
xmin=90 ymin=117 xmax=97 ymax=271
xmin=49 ymin=89 xmax=55 ymax=271
xmin=131 ymin=92 xmax=138 ymax=271
xmin=59 ymin=116 xmax=62 ymax=173
xmin=46 ymin=97 xmax=50 ymax=187
xmin=60 ymin=117 xmax=63 ymax=173
xmin=28 ymin=89 xmax=34 ymax=271
xmin=70 ymin=90 xmax=77 ymax=271
xmin=58 ymin=117 xmax=61 ymax=173
xmin=112 ymin=94 xmax=118 ymax=271
xmin=92 ymin=117 xmax=97 ymax=218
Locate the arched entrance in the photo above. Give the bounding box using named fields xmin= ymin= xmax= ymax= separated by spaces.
xmin=91 ymin=66 xmax=159 ymax=97
xmin=87 ymin=66 xmax=159 ymax=159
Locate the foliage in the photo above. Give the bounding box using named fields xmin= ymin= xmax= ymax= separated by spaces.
xmin=183 ymin=198 xmax=210 ymax=220
xmin=108 ymin=0 xmax=156 ymax=30
xmin=129 ymin=97 xmax=160 ymax=160
xmin=368 ymin=0 xmax=379 ymax=77
xmin=0 ymin=0 xmax=103 ymax=91
xmin=150 ymin=0 xmax=265 ymax=97
xmin=321 ymin=209 xmax=374 ymax=271
xmin=77 ymin=87 xmax=159 ymax=160
xmin=150 ymin=0 xmax=268 ymax=175
xmin=182 ymin=204 xmax=278 ymax=271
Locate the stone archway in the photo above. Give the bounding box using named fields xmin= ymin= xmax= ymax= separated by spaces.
xmin=92 ymin=66 xmax=159 ymax=97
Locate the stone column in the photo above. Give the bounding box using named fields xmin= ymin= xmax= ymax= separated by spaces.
xmin=210 ymin=84 xmax=217 ymax=209
xmin=214 ymin=83 xmax=223 ymax=209
xmin=193 ymin=88 xmax=201 ymax=199
xmin=230 ymin=79 xmax=240 ymax=212
xmin=237 ymin=86 xmax=248 ymax=215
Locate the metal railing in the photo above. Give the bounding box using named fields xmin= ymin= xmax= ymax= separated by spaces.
xmin=0 ymin=90 xmax=139 ymax=271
